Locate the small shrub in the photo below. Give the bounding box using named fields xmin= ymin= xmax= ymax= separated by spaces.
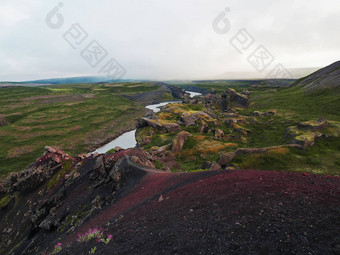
xmin=154 ymin=160 xmax=164 ymax=169
xmin=52 ymin=243 xmax=62 ymax=254
xmin=77 ymin=228 xmax=112 ymax=244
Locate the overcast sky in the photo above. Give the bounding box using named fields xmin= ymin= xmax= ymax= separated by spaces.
xmin=0 ymin=0 xmax=339 ymax=81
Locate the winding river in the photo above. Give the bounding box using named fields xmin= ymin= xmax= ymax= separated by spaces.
xmin=93 ymin=91 xmax=202 ymax=154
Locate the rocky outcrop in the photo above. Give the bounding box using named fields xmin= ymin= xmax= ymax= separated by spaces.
xmin=164 ymin=84 xmax=187 ymax=99
xmin=172 ymin=131 xmax=192 ymax=154
xmin=204 ymin=90 xmax=221 ymax=110
xmin=226 ymin=88 xmax=250 ymax=107
xmin=179 ymin=111 xmax=217 ymax=127
xmin=180 ymin=112 xmax=200 ymax=127
xmin=1 ymin=147 xmax=71 ymax=194
xmin=0 ymin=146 xmax=163 ymax=254
xmin=297 ymin=118 xmax=329 ymax=131
xmin=164 ymin=123 xmax=182 ymax=133
xmin=202 ymin=88 xmax=250 ymax=112
xmin=137 ymin=118 xmax=162 ymax=129
xmin=284 ymin=118 xmax=330 ymax=147
xmin=137 ymin=118 xmax=181 ymax=133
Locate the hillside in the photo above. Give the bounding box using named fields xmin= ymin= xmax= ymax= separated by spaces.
xmin=292 ymin=61 xmax=340 ymax=92
xmin=0 ymin=83 xmax=181 ymax=176
xmin=0 ymin=147 xmax=339 ymax=254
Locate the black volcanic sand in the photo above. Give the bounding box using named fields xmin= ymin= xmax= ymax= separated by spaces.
xmin=60 ymin=170 xmax=340 ymax=255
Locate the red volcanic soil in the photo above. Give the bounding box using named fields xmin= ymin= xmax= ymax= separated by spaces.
xmin=62 ymin=170 xmax=340 ymax=255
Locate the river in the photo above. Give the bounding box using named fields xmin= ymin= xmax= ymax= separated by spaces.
xmin=92 ymin=91 xmax=202 ymax=154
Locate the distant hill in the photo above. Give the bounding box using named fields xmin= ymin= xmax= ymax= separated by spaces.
xmin=0 ymin=76 xmax=152 ymax=87
xmin=213 ymin=67 xmax=319 ymax=80
xmin=21 ymin=76 xmax=145 ymax=85
xmin=292 ymin=61 xmax=340 ymax=91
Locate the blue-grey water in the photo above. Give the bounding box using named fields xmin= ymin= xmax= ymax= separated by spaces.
xmin=93 ymin=91 xmax=202 ymax=154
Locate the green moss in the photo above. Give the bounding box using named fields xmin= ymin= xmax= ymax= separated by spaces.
xmin=59 ymin=206 xmax=90 ymax=232
xmin=144 ymin=132 xmax=175 ymax=149
xmin=0 ymin=194 xmax=12 ymax=209
xmin=182 ymin=136 xmax=198 ymax=150
xmin=47 ymin=159 xmax=73 ymax=190
xmin=136 ymin=127 xmax=153 ymax=144
xmin=0 ymin=83 xmax=162 ymax=176
xmin=154 ymin=160 xmax=164 ymax=169
xmin=106 ymin=148 xmax=116 ymax=154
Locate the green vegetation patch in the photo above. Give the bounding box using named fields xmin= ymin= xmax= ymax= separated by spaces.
xmin=0 ymin=82 xmax=164 ymax=177
xmin=0 ymin=194 xmax=12 ymax=209
xmin=232 ymin=137 xmax=340 ymax=175
xmin=47 ymin=159 xmax=74 ymax=190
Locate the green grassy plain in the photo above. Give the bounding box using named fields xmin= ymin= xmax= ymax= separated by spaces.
xmin=0 ymin=83 xmax=165 ymax=176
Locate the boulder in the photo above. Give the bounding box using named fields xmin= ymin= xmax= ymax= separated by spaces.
xmin=137 ymin=118 xmax=162 ymax=129
xmin=226 ymin=88 xmax=250 ymax=107
xmin=137 ymin=118 xmax=181 ymax=133
xmin=204 ymin=92 xmax=221 ymax=110
xmin=131 ymin=156 xmax=155 ymax=169
xmin=218 ymin=152 xmax=236 ymax=166
xmin=180 ymin=112 xmax=200 ymax=127
xmin=209 ymin=162 xmax=222 ymax=170
xmin=172 ymin=131 xmax=192 ymax=154
xmin=45 ymin=146 xmax=57 ymax=154
xmin=164 ymin=123 xmax=182 ymax=133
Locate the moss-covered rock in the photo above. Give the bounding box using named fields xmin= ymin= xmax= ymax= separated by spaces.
xmin=284 ymin=119 xmax=335 ymax=147
xmin=0 ymin=194 xmax=12 ymax=209
xmin=298 ymin=118 xmax=329 ymax=131
xmin=135 ymin=127 xmax=155 ymax=146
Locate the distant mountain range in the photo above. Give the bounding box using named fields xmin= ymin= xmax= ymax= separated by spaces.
xmin=21 ymin=76 xmax=147 ymax=85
